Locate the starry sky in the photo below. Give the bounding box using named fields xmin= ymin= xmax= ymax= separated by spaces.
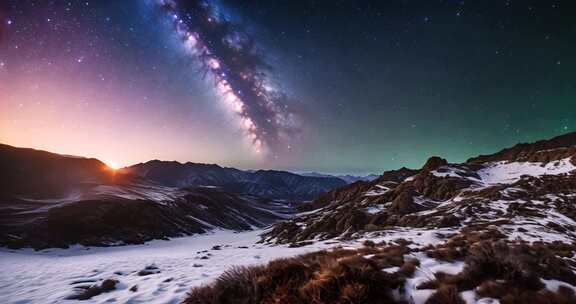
xmin=0 ymin=0 xmax=574 ymax=174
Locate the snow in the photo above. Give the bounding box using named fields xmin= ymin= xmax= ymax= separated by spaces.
xmin=477 ymin=157 xmax=575 ymax=185
xmin=541 ymin=279 xmax=576 ymax=293
xmin=364 ymin=184 xmax=391 ymax=196
xmin=409 ymin=289 xmax=435 ymax=304
xmin=382 ymin=266 xmax=400 ymax=273
xmin=364 ymin=204 xmax=387 ymax=214
xmin=431 ymin=166 xmax=467 ymax=178
xmin=3 ymin=156 xmax=575 ymax=303
xmin=0 ymin=230 xmax=330 ymax=304
xmin=477 ymin=298 xmax=500 ymax=304
xmin=90 ymin=184 xmax=184 ymax=203
xmin=359 ymin=228 xmax=456 ymax=248
xmin=461 ymin=290 xmax=477 ymax=304
xmin=405 ymin=264 xmax=435 ymax=304
xmin=0 ymin=225 xmax=465 ymax=304
xmin=422 ymin=258 xmax=464 ymax=275
xmin=404 ymin=175 xmax=416 ymax=182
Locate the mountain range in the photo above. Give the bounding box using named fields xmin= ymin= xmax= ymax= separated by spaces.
xmin=182 ymin=131 xmax=576 ymax=304
xmin=300 ymin=172 xmax=380 ymax=184
xmin=0 ymin=144 xmax=345 ymax=249
xmin=125 ymin=160 xmax=346 ymax=201
xmin=2 ymin=133 xmax=576 ymax=303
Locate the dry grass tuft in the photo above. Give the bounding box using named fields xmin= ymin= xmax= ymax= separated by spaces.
xmin=183 ymin=245 xmax=413 ymax=304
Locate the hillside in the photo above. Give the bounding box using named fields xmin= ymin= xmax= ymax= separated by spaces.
xmin=239 ymin=132 xmax=576 ymax=304
xmin=0 ymin=144 xmax=294 ymax=249
xmin=2 ymin=134 xmax=576 ymax=304
xmin=263 ymin=132 xmax=576 ymax=245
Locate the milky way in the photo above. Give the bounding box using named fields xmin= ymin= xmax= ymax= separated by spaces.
xmin=155 ymin=0 xmax=299 ymax=156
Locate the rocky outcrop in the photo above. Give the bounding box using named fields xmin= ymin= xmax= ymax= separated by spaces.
xmin=298 ymin=180 xmax=374 ymax=212
xmin=378 ymin=167 xmax=420 ymax=183
xmin=389 ymin=189 xmax=421 ymax=215
xmin=298 ymin=167 xmax=420 ymax=212
xmin=412 ymin=173 xmax=473 ymax=201
xmin=263 ymin=132 xmax=576 ymax=245
xmin=421 ymin=156 xmax=448 ymax=172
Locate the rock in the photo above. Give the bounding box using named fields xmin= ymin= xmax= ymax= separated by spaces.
xmin=421 ymin=156 xmax=448 ymax=172
xmin=390 ymin=190 xmax=422 ymax=215
xmin=67 ymin=279 xmax=118 ymax=300
xmin=138 ymin=265 xmax=160 ymax=276
xmin=100 ymin=279 xmax=118 ymax=291
xmin=438 ymin=215 xmax=461 ymax=228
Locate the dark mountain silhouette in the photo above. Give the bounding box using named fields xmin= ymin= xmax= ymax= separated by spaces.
xmin=0 ymin=144 xmax=340 ymax=249
xmin=126 ymin=160 xmax=346 ymax=201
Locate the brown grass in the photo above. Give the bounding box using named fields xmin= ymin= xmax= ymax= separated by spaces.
xmin=183 ymin=240 xmax=576 ymax=304
xmin=183 ymin=245 xmax=413 ymax=304
xmin=421 ymin=240 xmax=576 ymax=304
xmin=425 ymin=284 xmax=465 ymax=304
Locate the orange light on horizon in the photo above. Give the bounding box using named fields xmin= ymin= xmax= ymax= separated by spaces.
xmin=106 ymin=161 xmax=121 ymax=170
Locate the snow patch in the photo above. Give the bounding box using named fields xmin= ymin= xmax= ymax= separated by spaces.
xmin=477 ymin=158 xmax=575 ymax=185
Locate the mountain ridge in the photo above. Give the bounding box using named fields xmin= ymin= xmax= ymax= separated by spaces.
xmin=263 ymin=132 xmax=576 ymax=244
xmin=126 ymin=160 xmax=347 ymax=201
xmin=0 ymin=143 xmax=341 ymax=249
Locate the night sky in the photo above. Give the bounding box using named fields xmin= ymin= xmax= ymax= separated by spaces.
xmin=0 ymin=0 xmax=574 ymax=174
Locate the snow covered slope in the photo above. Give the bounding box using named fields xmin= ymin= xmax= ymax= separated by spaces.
xmin=2 ymin=134 xmax=576 ymax=304
xmin=253 ymin=132 xmax=576 ymax=304
xmin=264 ymin=133 xmax=576 ymax=245
xmin=0 ymin=230 xmax=334 ymax=303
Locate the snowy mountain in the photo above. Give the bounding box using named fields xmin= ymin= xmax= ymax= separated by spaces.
xmin=2 ymin=134 xmax=576 ymax=304
xmin=239 ymin=132 xmax=576 ymax=303
xmin=263 ymin=132 xmax=576 ymax=244
xmin=126 ymin=161 xmax=347 ymax=201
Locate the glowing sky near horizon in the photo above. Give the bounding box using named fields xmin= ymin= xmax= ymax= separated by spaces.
xmin=1 ymin=0 xmax=575 ymax=173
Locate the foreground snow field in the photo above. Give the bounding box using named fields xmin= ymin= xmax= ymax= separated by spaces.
xmin=0 ymin=230 xmax=333 ymax=304
xmin=0 ymin=227 xmax=482 ymax=304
